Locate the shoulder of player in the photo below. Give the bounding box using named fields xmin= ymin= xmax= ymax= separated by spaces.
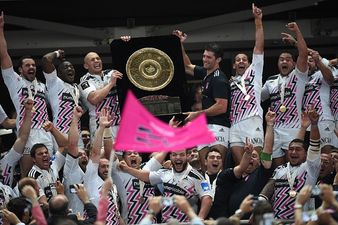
xmin=28 ymin=167 xmax=42 ymax=179
xmin=188 ymin=168 xmax=205 ymax=180
xmin=266 ymin=74 xmax=279 ymax=81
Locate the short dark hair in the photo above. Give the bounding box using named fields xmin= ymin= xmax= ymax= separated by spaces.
xmin=18 ymin=55 xmax=35 ymax=68
xmin=6 ymin=197 xmax=32 ymax=221
xmin=205 ymin=43 xmax=223 ymax=60
xmin=30 ymin=143 xmax=48 ymax=158
xmin=205 ymin=148 xmax=222 ymax=160
xmin=289 ymin=138 xmax=308 ymax=151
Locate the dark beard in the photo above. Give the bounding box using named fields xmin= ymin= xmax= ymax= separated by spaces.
xmin=173 ymin=161 xmax=188 ymax=173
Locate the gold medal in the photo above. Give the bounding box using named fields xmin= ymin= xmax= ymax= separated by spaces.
xmin=289 ymin=190 xmax=297 ymax=198
xmin=279 ymin=105 xmax=287 ymax=113
xmin=244 ymin=94 xmax=250 ymax=101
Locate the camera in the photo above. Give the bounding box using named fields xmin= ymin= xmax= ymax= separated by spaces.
xmin=69 ymin=184 xmax=77 ymax=194
xmin=262 ymin=213 xmax=274 ymax=225
xmin=161 ymin=197 xmax=174 ymax=207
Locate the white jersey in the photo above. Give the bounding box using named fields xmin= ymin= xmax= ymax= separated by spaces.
xmin=330 ymin=66 xmax=338 ymax=122
xmin=44 ymin=70 xmax=80 ymax=134
xmin=111 ymin=157 xmax=162 ymax=224
xmin=79 ymin=70 xmax=121 ymax=138
xmin=63 ymin=154 xmax=85 ymax=215
xmin=149 ymin=164 xmax=212 ymax=223
xmin=28 ymin=152 xmax=65 ymax=200
xmin=230 ymin=54 xmax=264 ymax=125
xmin=302 ymin=70 xmax=334 ymax=121
xmin=83 ymin=160 xmax=121 ymax=225
xmin=0 ymin=105 xmax=8 ymax=124
xmin=0 ymin=148 xmax=21 ymax=187
xmin=271 ymin=141 xmax=320 ymax=219
xmin=262 ymin=68 xmax=308 ymax=129
xmin=1 ymin=67 xmax=49 ymax=130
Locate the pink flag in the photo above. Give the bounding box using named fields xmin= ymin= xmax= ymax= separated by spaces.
xmin=114 ymin=90 xmax=215 ymax=152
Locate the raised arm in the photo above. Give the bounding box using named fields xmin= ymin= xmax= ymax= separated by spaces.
xmin=286 ymin=22 xmax=308 ymax=73
xmin=91 ymin=108 xmax=112 ymax=163
xmin=86 ymin=70 xmax=122 ymax=105
xmin=306 ymin=105 xmax=320 ymax=164
xmin=234 ymin=138 xmax=253 ymax=178
xmin=42 ymin=121 xmax=68 ymax=148
xmin=252 ymin=3 xmax=264 ymax=55
xmin=12 ymin=99 xmax=33 ymax=153
xmin=0 ymin=11 xmax=13 ymax=69
xmin=68 ymin=106 xmax=83 ymax=156
xmin=42 ymin=49 xmax=64 ymax=73
xmin=172 ymin=30 xmax=195 ymax=76
xmin=297 ymin=111 xmax=311 ymax=140
xmin=310 ymin=50 xmax=334 ymax=85
xmin=261 ymin=108 xmax=275 ymax=169
xmin=118 ymin=161 xmax=150 ymax=183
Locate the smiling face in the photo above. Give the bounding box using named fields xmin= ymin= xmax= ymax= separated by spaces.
xmin=233 ymin=53 xmax=250 ymax=76
xmin=32 ymin=147 xmax=50 ymax=170
xmin=83 ymin=52 xmax=102 ymax=75
xmin=123 ymin=151 xmax=142 ymax=169
xmin=205 ymin=150 xmax=222 ymax=175
xmin=286 ymin=140 xmax=307 ymax=166
xmin=19 ymin=58 xmax=36 ymax=81
xmin=98 ymin=158 xmax=109 ymax=180
xmin=277 ymin=52 xmax=295 ymax=76
xmin=58 ymin=61 xmax=76 ymax=84
xmin=170 ymin=150 xmax=188 ymax=173
xmin=319 ymin=153 xmax=334 ymax=178
xmin=245 ymin=150 xmax=261 ymax=174
xmin=202 ymin=50 xmax=220 ymax=71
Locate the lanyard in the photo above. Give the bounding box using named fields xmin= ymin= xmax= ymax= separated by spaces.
xmin=280 ymin=76 xmax=287 ymax=105
xmin=286 ymin=162 xmax=299 ymax=193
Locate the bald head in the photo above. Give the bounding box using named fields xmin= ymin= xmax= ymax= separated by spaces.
xmin=83 ymin=52 xmax=102 ymax=75
xmin=49 ymin=194 xmax=69 ymax=216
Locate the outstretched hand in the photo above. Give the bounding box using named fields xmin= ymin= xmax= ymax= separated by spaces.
xmin=252 ymin=3 xmax=262 ymax=19
xmin=172 ymin=30 xmax=187 ymax=43
xmin=99 ymin=107 xmax=113 ymax=128
xmin=265 ymin=107 xmax=276 ymax=126
xmin=244 ymin=137 xmax=254 ymax=155
xmin=286 ymin=22 xmax=300 ymax=32
xmin=281 ymin=32 xmax=297 ymax=46
xmin=307 ymin=105 xmax=319 ymax=124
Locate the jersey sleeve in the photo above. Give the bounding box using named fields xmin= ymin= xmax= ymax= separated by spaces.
xmin=1 ymin=67 xmax=21 ymax=90
xmin=79 ymin=78 xmax=97 ymax=101
xmin=0 ymin=105 xmax=8 ymax=124
xmin=149 ymin=170 xmax=164 ymax=185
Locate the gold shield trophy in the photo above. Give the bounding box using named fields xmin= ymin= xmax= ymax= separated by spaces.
xmin=110 ymin=35 xmax=189 ymax=119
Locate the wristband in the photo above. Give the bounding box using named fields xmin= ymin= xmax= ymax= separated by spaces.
xmin=103 ymin=127 xmax=112 ymax=139
xmin=54 ymin=50 xmax=60 ymax=58
xmin=294 ymin=204 xmax=302 ymax=209
xmin=260 ymin=152 xmax=272 ymax=161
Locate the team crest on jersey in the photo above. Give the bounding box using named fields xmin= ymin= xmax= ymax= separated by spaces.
xmin=81 ymin=81 xmax=90 ymax=90
xmin=201 ymin=181 xmax=210 ymax=191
